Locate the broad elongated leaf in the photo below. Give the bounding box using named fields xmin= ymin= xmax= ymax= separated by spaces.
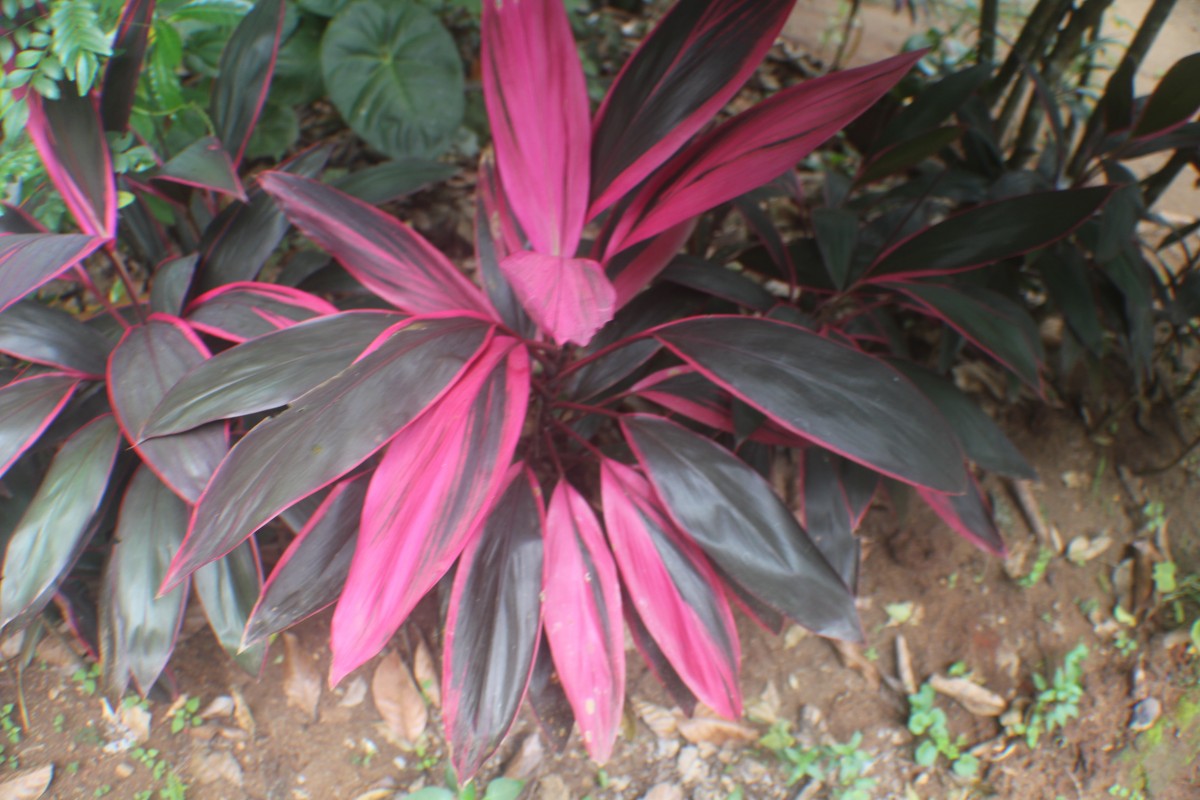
xmin=800 ymin=448 xmax=858 ymax=590
xmin=654 ymin=316 xmax=965 ymax=492
xmin=149 ymin=254 xmax=198 ymax=317
xmin=143 ymin=311 xmax=401 ymax=438
xmin=661 ymin=256 xmax=776 ymax=311
xmin=0 ymin=234 xmax=106 ymax=314
xmin=155 ymin=136 xmax=246 ymax=200
xmin=0 ymin=373 xmax=79 ymax=480
xmin=443 ymin=467 xmax=544 ymax=781
xmin=601 ymin=459 xmax=741 ymax=718
xmin=865 ymin=187 xmax=1114 ymax=280
xmin=211 ymin=0 xmax=285 ymax=164
xmin=242 ymin=474 xmax=369 ymax=646
xmin=104 ymin=466 xmax=188 ymax=695
xmin=874 ymin=64 xmax=989 ymax=148
xmin=605 ymin=221 xmax=695 ymax=309
xmin=858 ymin=125 xmax=962 ymax=185
xmin=500 ymin=251 xmax=615 ymax=347
xmin=543 ymin=480 xmax=624 ymax=763
xmin=606 ymin=51 xmax=923 ymax=256
xmin=482 ymin=0 xmax=589 ymax=257
xmin=475 ymin=156 xmax=531 ymax=336
xmin=811 ymin=208 xmax=859 ymax=290
xmin=1132 ymin=53 xmax=1200 ymax=138
xmin=331 ymin=338 xmax=528 ymax=682
xmin=26 ymin=90 xmax=116 ymax=238
xmin=107 ymin=315 xmax=229 ymax=503
xmin=259 ymin=172 xmax=493 ymax=317
xmin=194 ymin=540 xmax=266 ymax=674
xmin=100 ymin=0 xmax=156 ymax=132
xmin=888 ymin=361 xmax=1035 ymax=479
xmin=322 ymin=0 xmax=464 ymax=159
xmin=622 ymin=414 xmax=859 ymax=640
xmin=333 ymin=158 xmax=458 ymax=206
xmin=1037 ymin=246 xmax=1104 ymax=355
xmin=624 ymin=597 xmax=697 ymax=715
xmin=165 ymin=316 xmax=491 ymax=590
xmin=918 ymin=475 xmax=1004 ymax=555
xmin=0 ymin=301 xmax=109 ymax=375
xmin=526 ymin=637 xmax=573 ymax=754
xmin=185 ymin=282 xmax=338 ymax=342
xmin=589 ymin=0 xmax=794 ymax=216
xmin=0 ymin=415 xmax=120 ymax=632
xmin=839 ymin=457 xmax=878 ymax=527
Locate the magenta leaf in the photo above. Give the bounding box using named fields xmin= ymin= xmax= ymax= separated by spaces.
xmin=500 ymin=251 xmax=615 ymax=347
xmin=601 ymin=459 xmax=741 ymax=718
xmin=185 ymin=282 xmax=339 ymax=342
xmin=193 ymin=540 xmax=267 ymax=674
xmin=102 ymin=465 xmax=188 ymax=696
xmin=606 ymin=51 xmax=924 ymax=256
xmin=330 ymin=338 xmax=529 ymax=683
xmin=918 ymin=474 xmax=1005 ymax=555
xmin=259 ymin=172 xmax=494 ymax=317
xmin=0 ymin=233 xmax=106 ymax=314
xmin=26 ymin=90 xmax=116 ymax=238
xmin=165 ymin=316 xmax=491 ymax=591
xmin=605 ymin=221 xmax=695 ymax=310
xmin=0 ymin=300 xmax=109 ymax=376
xmin=0 ymin=373 xmax=80 ymax=481
xmin=589 ymin=0 xmax=794 ymax=215
xmin=482 ymin=0 xmax=590 ymax=257
xmin=154 ymin=136 xmax=247 ymax=201
xmin=100 ymin=0 xmax=156 ymax=132
xmin=107 ymin=315 xmax=229 ymax=504
xmin=210 ymin=0 xmax=285 ymax=165
xmin=624 ymin=598 xmax=697 ymax=715
xmin=0 ymin=414 xmax=120 ymax=633
xmin=242 ymin=474 xmax=370 ymax=647
xmin=543 ymin=479 xmax=624 ymax=763
xmin=443 ymin=466 xmax=544 ymax=782
xmin=475 ymin=156 xmax=532 ymax=336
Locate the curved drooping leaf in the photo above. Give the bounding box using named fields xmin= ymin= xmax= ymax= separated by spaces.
xmin=0 ymin=234 xmax=106 ymax=314
xmin=888 ymin=360 xmax=1035 ymax=479
xmin=622 ymin=414 xmax=860 ymax=641
xmin=443 ymin=467 xmax=544 ymax=782
xmin=1037 ymin=246 xmax=1105 ymax=355
xmin=865 ymin=187 xmax=1114 ymax=280
xmin=0 ymin=301 xmax=110 ymax=375
xmin=0 ymin=415 xmax=120 ymax=632
xmin=100 ymin=0 xmax=156 ymax=132
xmin=242 ymin=474 xmax=369 ymax=647
xmin=1132 ymin=52 xmax=1200 ymax=138
xmin=858 ymin=125 xmax=962 ymax=185
xmin=154 ymin=136 xmax=246 ymax=201
xmin=143 ymin=311 xmax=401 ymax=438
xmin=259 ymin=172 xmax=493 ymax=317
xmin=322 ymin=0 xmax=464 ymax=159
xmin=211 ymin=0 xmax=286 ymax=164
xmin=543 ymin=480 xmax=624 ymax=763
xmin=0 ymin=373 xmax=80 ymax=481
xmin=194 ymin=540 xmax=266 ymax=674
xmin=500 ymin=251 xmax=615 ymax=347
xmin=482 ymin=0 xmax=588 ymax=257
xmin=918 ymin=475 xmax=1004 ymax=555
xmin=800 ymin=448 xmax=858 ymax=590
xmin=331 ymin=339 xmax=528 ymax=682
xmin=589 ymin=0 xmax=795 ymax=215
xmin=149 ymin=255 xmax=197 ymax=317
xmin=332 ymin=158 xmax=458 ymax=206
xmin=601 ymin=459 xmax=741 ymax=718
xmin=26 ymin=89 xmax=116 ymax=238
xmin=526 ymin=638 xmax=573 ymax=754
xmin=165 ymin=316 xmax=491 ymax=590
xmin=654 ymin=316 xmax=965 ymax=492
xmin=103 ymin=466 xmax=188 ymax=695
xmin=185 ymin=282 xmax=339 ymax=342
xmin=107 ymin=315 xmax=229 ymax=503
xmin=839 ymin=457 xmax=879 ymax=527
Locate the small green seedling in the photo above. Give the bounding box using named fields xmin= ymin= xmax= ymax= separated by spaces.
xmin=72 ymin=662 xmax=101 ymax=696
xmin=1018 ymin=547 xmax=1054 ymax=588
xmin=170 ymin=696 xmax=203 ymax=734
xmin=906 ymin=684 xmax=980 ymax=778
xmin=760 ymin=721 xmax=878 ymax=799
xmin=1006 ymin=643 xmax=1088 ymax=748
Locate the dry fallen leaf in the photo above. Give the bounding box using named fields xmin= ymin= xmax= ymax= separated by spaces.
xmin=282 ymin=632 xmax=322 ymax=721
xmin=411 ymin=635 xmax=441 ymax=708
xmin=373 ymin=651 xmax=427 ymax=745
xmin=642 ymin=782 xmax=684 ymax=800
xmin=633 ymin=699 xmax=678 ymax=739
xmin=340 ymin=676 xmax=368 ymax=707
xmin=231 ymin=688 xmax=256 ymax=737
xmin=676 ymin=717 xmax=757 ymax=747
xmin=896 ymin=634 xmax=917 ymax=696
xmin=0 ymin=764 xmax=53 ymax=800
xmin=929 ymin=674 xmax=1006 ymax=717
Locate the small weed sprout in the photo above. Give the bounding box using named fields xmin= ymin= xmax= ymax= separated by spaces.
xmin=170 ymin=696 xmax=202 ymax=734
xmin=71 ymin=663 xmax=101 ymax=696
xmin=1018 ymin=547 xmax=1055 ymax=588
xmin=906 ymin=685 xmax=980 ymax=778
xmin=1007 ymin=644 xmax=1088 ymax=748
xmin=760 ymin=721 xmax=878 ymax=799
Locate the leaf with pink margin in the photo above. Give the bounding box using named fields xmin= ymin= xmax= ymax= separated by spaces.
xmin=163 ymin=316 xmax=492 ymax=592
xmin=107 ymin=315 xmax=229 ymax=504
xmin=604 ymin=220 xmax=695 ymax=310
xmin=606 ymin=51 xmax=924 ymax=257
xmin=0 ymin=373 xmax=80 ymax=481
xmin=918 ymin=474 xmax=1005 ymax=556
xmin=26 ymin=89 xmax=116 ymax=238
xmin=500 ymin=251 xmax=615 ymax=347
xmin=601 ymin=459 xmax=741 ymax=718
xmin=0 ymin=300 xmax=111 ymax=376
xmin=100 ymin=0 xmax=155 ymax=133
xmin=154 ymin=136 xmax=246 ymax=201
xmin=0 ymin=233 xmax=106 ymax=314
xmin=194 ymin=539 xmax=266 ymax=674
xmin=330 ymin=338 xmax=529 ymax=683
xmin=185 ymin=282 xmax=339 ymax=342
xmin=542 ymin=480 xmax=624 ymax=763
xmin=259 ymin=172 xmax=494 ymax=317
xmin=210 ymin=0 xmax=285 ymax=165
xmin=482 ymin=0 xmax=590 ymax=257
xmin=589 ymin=0 xmax=794 ymax=216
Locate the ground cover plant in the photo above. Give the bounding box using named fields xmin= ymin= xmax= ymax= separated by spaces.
xmin=2 ymin=0 xmax=1185 ymax=785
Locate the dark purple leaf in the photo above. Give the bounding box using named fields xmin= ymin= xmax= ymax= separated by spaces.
xmin=874 ymin=64 xmax=989 ymax=148
xmin=660 ymin=255 xmax=776 ymax=311
xmin=0 ymin=233 xmax=106 ymax=314
xmin=100 ymin=0 xmax=155 ymax=132
xmin=193 ymin=539 xmax=267 ymax=674
xmin=149 ymin=254 xmax=198 ymax=317
xmin=624 ymin=598 xmax=697 ymax=715
xmin=211 ymin=0 xmax=286 ymax=165
xmin=1132 ymin=53 xmax=1200 ymax=138
xmin=0 ymin=300 xmax=110 ymax=375
xmin=800 ymin=448 xmax=858 ymax=590
xmin=0 ymin=373 xmax=80 ymax=480
xmin=185 ymin=282 xmax=338 ymax=342
xmin=857 ymin=126 xmax=962 ymax=185
xmin=918 ymin=475 xmax=1005 ymax=555
xmin=475 ymin=157 xmax=532 ymax=336
xmin=154 ymin=136 xmax=247 ymax=201
xmin=526 ymin=638 xmax=573 ymax=755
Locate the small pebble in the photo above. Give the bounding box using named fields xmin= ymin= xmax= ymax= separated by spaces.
xmin=1129 ymin=697 xmax=1161 ymax=731
xmin=114 ymin=763 xmax=134 ymax=779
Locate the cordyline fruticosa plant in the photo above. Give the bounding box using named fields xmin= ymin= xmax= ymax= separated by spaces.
xmin=0 ymin=0 xmax=1117 ymax=779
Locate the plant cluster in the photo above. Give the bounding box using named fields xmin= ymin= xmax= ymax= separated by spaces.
xmin=760 ymin=722 xmax=877 ymax=799
xmin=906 ymin=683 xmax=980 ymax=778
xmin=1005 ymin=643 xmax=1088 ymax=748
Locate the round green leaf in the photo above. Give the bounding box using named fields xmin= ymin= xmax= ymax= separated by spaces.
xmin=320 ymin=0 xmax=464 ymax=158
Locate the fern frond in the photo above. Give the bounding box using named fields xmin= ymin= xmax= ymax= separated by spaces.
xmin=48 ymin=0 xmax=112 ymax=95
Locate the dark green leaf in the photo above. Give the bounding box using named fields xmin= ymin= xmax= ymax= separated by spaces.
xmin=1133 ymin=53 xmax=1200 ymax=138
xmin=858 ymin=125 xmax=962 ymax=185
xmin=1037 ymin=247 xmax=1105 ymax=355
xmin=0 ymin=300 xmax=110 ymax=375
xmin=211 ymin=0 xmax=286 ymax=163
xmin=155 ymin=136 xmax=246 ymax=200
xmin=194 ymin=540 xmax=266 ymax=674
xmin=811 ymin=207 xmax=859 ymax=290
xmin=876 ymin=64 xmax=989 ymax=148
xmin=333 ymin=158 xmax=458 ymax=206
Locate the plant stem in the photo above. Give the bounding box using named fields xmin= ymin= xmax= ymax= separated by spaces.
xmin=988 ymin=0 xmax=1073 ymax=106
xmin=978 ymin=0 xmax=998 ymax=65
xmin=72 ymin=265 xmax=130 ymax=329
xmin=104 ymin=244 xmax=148 ymax=323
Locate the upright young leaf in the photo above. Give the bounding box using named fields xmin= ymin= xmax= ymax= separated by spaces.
xmin=0 ymin=234 xmax=106 ymax=314
xmin=0 ymin=300 xmax=109 ymax=375
xmin=0 ymin=373 xmax=80 ymax=480
xmin=185 ymin=282 xmax=339 ymax=342
xmin=165 ymin=316 xmax=491 ymax=590
xmin=543 ymin=480 xmax=624 ymax=763
xmin=193 ymin=540 xmax=267 ymax=674
xmin=589 ymin=0 xmax=794 ymax=215
xmin=443 ymin=467 xmax=544 ymax=782
xmin=499 ymin=251 xmax=614 ymax=347
xmin=0 ymin=415 xmax=120 ymax=632
xmin=601 ymin=459 xmax=741 ymax=718
xmin=154 ymin=136 xmax=247 ymax=201
xmin=331 ymin=339 xmax=529 ymax=683
xmin=100 ymin=0 xmax=156 ymax=132
xmin=210 ymin=0 xmax=286 ymax=164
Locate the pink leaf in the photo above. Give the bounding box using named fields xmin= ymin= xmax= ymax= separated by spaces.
xmin=0 ymin=233 xmax=106 ymax=314
xmin=601 ymin=459 xmax=741 ymax=718
xmin=259 ymin=172 xmax=494 ymax=318
xmin=482 ymin=0 xmax=590 ymax=257
xmin=500 ymin=250 xmax=615 ymax=347
xmin=543 ymin=480 xmax=624 ymax=763
xmin=329 ymin=338 xmax=529 ymax=684
xmin=604 ymin=220 xmax=695 ymax=310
